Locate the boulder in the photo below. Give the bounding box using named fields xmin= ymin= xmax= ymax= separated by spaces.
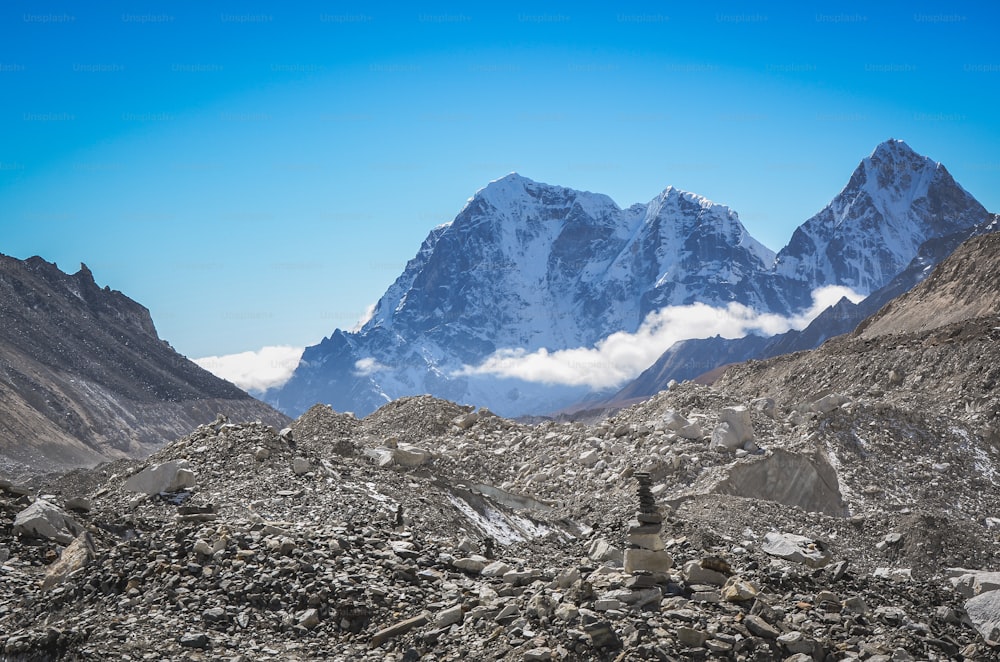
xmin=124 ymin=460 xmax=196 ymax=495
xmin=873 ymin=567 xmax=912 ymax=582
xmin=292 ymin=457 xmax=311 ymax=475
xmin=588 ymin=538 xmax=623 ymax=565
xmin=812 ymin=393 xmax=849 ymax=414
xmin=454 ymin=412 xmax=479 ymax=430
xmin=481 ymin=561 xmax=512 ymax=577
xmin=721 ymin=576 xmax=758 ymax=602
xmin=435 ymin=604 xmax=464 ymax=627
xmin=761 ymin=532 xmax=831 ymax=568
xmin=752 ymin=397 xmax=777 ymax=418
xmin=719 ymin=406 xmax=755 ymax=443
xmin=710 ymin=422 xmax=742 ymax=452
xmin=677 ymin=626 xmax=709 ymax=647
xmin=13 ymin=499 xmax=82 ymax=544
xmin=454 ymin=556 xmax=488 ymax=574
xmin=64 ymin=497 xmax=92 ymax=513
xmin=42 ymin=531 xmax=97 ymax=589
xmin=710 ymin=449 xmax=847 ymax=516
xmin=391 ymin=445 xmax=431 ymax=467
xmin=951 ymin=571 xmax=1000 ymax=599
xmin=681 ymin=559 xmax=728 ymax=586
xmin=578 ymin=449 xmax=600 ymax=466
xmin=965 ymin=590 xmax=1000 ymax=646
xmin=662 ymin=410 xmax=690 ymax=431
xmin=676 ymin=421 xmax=704 ymax=440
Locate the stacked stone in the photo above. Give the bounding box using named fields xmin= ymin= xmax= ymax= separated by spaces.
xmin=623 ymin=472 xmax=673 ymax=578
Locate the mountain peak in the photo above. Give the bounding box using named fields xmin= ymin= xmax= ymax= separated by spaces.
xmin=864 ymin=138 xmax=937 ymax=181
xmin=774 ymin=139 xmax=989 ymax=294
xmin=869 ymin=138 xmax=919 ymax=159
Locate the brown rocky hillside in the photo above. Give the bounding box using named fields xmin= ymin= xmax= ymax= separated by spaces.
xmin=0 ymin=255 xmax=287 ymax=476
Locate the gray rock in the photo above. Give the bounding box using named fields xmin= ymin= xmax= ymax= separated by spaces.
xmin=292 ymin=457 xmax=310 ymax=475
xmin=624 ymin=549 xmax=672 ymax=574
xmin=744 ymin=614 xmax=780 ymax=639
xmin=298 ymin=608 xmax=320 ymax=629
xmin=761 ymin=531 xmax=831 ymax=568
xmin=124 ymin=460 xmax=196 ymax=495
xmin=13 ymin=499 xmax=82 ymax=544
xmin=812 ymin=393 xmax=850 ymax=413
xmin=752 ymin=397 xmax=777 ymax=418
xmin=453 ymin=556 xmax=488 ymax=574
xmin=370 ymin=612 xmax=429 ymax=647
xmin=435 ymin=604 xmax=463 ymax=627
xmin=178 ymin=632 xmax=209 ymax=648
xmin=64 ymin=497 xmax=92 ymax=512
xmin=42 ymin=531 xmax=96 ymax=589
xmin=681 ymin=560 xmax=728 ymax=586
xmin=677 ymin=626 xmax=708 ymax=647
xmin=588 ymin=538 xmax=623 ymax=565
xmin=965 ymin=590 xmax=1000 ymax=645
xmin=719 ymin=406 xmax=755 ymax=443
xmin=710 ymin=422 xmax=742 ymax=452
xmin=481 ymin=561 xmax=512 ymax=577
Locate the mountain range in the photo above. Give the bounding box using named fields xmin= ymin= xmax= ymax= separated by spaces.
xmin=0 ymin=256 xmax=287 ymax=475
xmin=267 ymin=139 xmax=991 ymax=418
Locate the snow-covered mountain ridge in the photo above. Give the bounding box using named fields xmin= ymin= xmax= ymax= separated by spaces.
xmin=267 ymin=140 xmax=990 ymax=417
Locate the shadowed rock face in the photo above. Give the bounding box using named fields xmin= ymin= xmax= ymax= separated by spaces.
xmin=0 ymin=255 xmax=288 ymax=475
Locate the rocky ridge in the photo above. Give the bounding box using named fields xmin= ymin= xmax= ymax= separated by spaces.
xmin=0 ymin=255 xmax=288 ymax=476
xmin=269 ymin=140 xmax=991 ymax=419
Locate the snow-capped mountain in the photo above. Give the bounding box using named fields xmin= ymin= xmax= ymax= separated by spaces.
xmin=269 ymin=175 xmax=801 ymax=417
xmin=774 ymin=139 xmax=989 ymax=294
xmin=268 ymin=140 xmax=991 ymax=418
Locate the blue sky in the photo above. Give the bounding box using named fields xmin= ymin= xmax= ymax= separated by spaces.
xmin=2 ymin=1 xmax=999 ymax=371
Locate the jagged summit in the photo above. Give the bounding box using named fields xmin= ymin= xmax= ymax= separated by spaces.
xmin=269 ymin=141 xmax=992 ymax=418
xmin=773 ymin=139 xmax=988 ymax=294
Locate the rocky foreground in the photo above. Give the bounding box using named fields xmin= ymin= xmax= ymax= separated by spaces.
xmin=2 ymin=377 xmax=999 ymax=660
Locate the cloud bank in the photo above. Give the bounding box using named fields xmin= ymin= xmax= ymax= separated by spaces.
xmin=194 ymin=345 xmax=304 ymax=393
xmin=457 ymin=286 xmax=863 ymax=389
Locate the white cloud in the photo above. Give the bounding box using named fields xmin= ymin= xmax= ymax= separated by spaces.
xmin=354 ymin=356 xmax=389 ymax=376
xmin=194 ymin=345 xmax=304 ymax=394
xmin=457 ymin=286 xmax=863 ymax=389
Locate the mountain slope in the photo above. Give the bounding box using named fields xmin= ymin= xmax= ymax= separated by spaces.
xmin=0 ymin=256 xmax=288 ymax=475
xmin=270 ymin=140 xmax=991 ymax=418
xmin=717 ymin=228 xmax=1000 ymax=439
xmin=774 ymin=139 xmax=989 ymax=294
xmin=270 ymin=175 xmax=800 ymax=418
xmin=606 ymin=214 xmax=1000 ymax=404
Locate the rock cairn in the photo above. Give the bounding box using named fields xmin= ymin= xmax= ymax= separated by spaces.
xmin=623 ymin=472 xmax=673 ymax=578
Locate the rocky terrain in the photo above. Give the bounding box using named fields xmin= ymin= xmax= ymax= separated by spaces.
xmin=0 ymin=255 xmax=288 ymax=477
xmin=3 ymin=233 xmax=1000 ymax=661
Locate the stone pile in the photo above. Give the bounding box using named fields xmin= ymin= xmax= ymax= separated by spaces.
xmin=622 ymin=472 xmax=672 ymax=577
